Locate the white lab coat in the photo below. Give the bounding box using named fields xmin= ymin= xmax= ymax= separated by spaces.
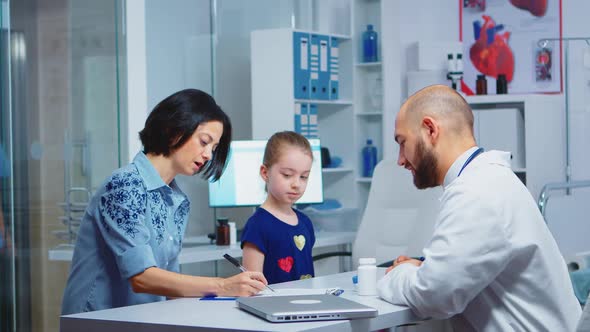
xmin=377 ymin=149 xmax=581 ymax=331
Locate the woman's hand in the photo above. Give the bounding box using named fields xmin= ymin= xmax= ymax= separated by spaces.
xmin=218 ymin=271 xmax=268 ymax=297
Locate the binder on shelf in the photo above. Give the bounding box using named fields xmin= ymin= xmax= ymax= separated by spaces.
xmin=293 ymin=32 xmax=310 ymax=99
xmin=318 ymin=35 xmax=330 ymax=100
xmin=294 ymin=103 xmax=303 ymax=135
xmin=307 ymin=104 xmax=318 ymax=138
xmin=300 ymin=103 xmax=309 ymax=137
xmin=329 ymin=37 xmax=339 ymax=100
xmin=309 ymin=34 xmax=321 ymax=100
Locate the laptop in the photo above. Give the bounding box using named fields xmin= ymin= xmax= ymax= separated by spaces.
xmin=236 ymin=294 xmax=378 ymax=323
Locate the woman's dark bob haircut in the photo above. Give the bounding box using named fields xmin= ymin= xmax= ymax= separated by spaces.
xmin=139 ymin=89 xmax=232 ymax=181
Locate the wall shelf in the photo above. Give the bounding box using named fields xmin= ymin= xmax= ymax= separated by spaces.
xmin=322 ymin=167 xmax=354 ymax=174
xmin=355 ymin=111 xmax=382 ymax=116
xmin=356 ymin=62 xmax=382 ymax=68
xmin=295 ymin=99 xmax=353 ymax=105
xmin=288 ymin=29 xmax=351 ymax=40
xmin=251 ymin=28 xmax=356 ymax=207
xmin=465 ymin=94 xmax=565 ymax=199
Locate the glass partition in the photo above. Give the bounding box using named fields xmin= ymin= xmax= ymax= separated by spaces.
xmin=0 ymin=0 xmax=124 ymax=330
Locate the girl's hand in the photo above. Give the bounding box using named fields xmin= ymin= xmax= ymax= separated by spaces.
xmin=219 ymin=271 xmax=268 ymax=297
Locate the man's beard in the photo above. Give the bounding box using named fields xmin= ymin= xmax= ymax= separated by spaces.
xmin=413 ymin=139 xmax=439 ymax=189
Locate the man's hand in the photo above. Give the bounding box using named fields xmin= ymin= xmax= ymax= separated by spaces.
xmin=385 ymin=255 xmax=423 ymax=274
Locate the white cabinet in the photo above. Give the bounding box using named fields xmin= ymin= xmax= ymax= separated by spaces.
xmin=474 ymin=107 xmax=525 ymax=170
xmin=466 ymin=94 xmax=566 ymax=200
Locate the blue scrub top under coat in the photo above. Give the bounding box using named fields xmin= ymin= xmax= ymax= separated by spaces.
xmin=61 ymin=152 xmax=190 ymax=315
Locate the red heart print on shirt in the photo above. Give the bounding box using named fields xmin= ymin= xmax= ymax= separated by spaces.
xmin=278 ymin=256 xmax=294 ymax=273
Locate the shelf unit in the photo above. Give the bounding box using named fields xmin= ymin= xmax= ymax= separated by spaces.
xmin=323 ymin=168 xmax=354 ymax=174
xmin=351 ymin=0 xmax=384 ymax=211
xmin=250 ymin=1 xmax=385 ymax=216
xmin=251 ymin=28 xmax=357 ymax=208
xmin=464 ymin=94 xmax=566 ymax=199
xmin=355 ymin=61 xmax=382 ymax=68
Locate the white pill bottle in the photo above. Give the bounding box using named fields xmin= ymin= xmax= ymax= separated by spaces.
xmin=357 ymin=257 xmax=377 ymax=296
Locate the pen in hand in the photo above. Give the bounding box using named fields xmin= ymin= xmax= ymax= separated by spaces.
xmin=223 ymin=253 xmax=276 ymax=292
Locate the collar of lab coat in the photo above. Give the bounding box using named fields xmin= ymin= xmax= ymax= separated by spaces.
xmin=442 ymin=148 xmax=512 ymax=190
xmin=443 ymin=146 xmax=480 ymax=188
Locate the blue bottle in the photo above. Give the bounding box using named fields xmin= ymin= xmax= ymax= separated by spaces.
xmin=362 ymin=24 xmax=378 ymax=63
xmin=362 ymin=139 xmax=378 ymax=177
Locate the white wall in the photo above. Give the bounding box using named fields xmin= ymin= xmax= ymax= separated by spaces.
xmin=214 ymin=0 xmax=294 ymax=140
xmin=545 ymin=0 xmax=590 ymax=259
xmin=382 ymin=0 xmax=459 ymax=162
xmin=382 ymin=0 xmax=590 ymax=259
xmin=129 ymin=0 xmax=590 ymax=266
xmin=125 ymin=0 xmax=148 ymax=163
xmin=143 ymin=0 xmax=214 ymax=240
xmin=142 ymin=0 xmax=294 ymax=245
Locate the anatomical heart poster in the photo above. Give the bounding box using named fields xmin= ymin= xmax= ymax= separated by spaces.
xmin=461 ymin=0 xmax=561 ymax=94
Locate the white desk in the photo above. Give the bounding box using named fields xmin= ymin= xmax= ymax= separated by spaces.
xmin=61 ymin=268 xmax=419 ymax=332
xmin=48 ymin=231 xmax=356 ymax=265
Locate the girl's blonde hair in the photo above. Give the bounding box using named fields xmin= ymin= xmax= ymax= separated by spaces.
xmin=263 ymin=131 xmax=313 ymax=168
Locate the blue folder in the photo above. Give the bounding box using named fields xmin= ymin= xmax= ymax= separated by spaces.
xmin=293 ymin=32 xmax=310 ymax=99
xmin=309 ymin=34 xmax=321 ymax=100
xmin=317 ymin=35 xmax=330 ymax=100
xmin=329 ymin=37 xmax=339 ymax=100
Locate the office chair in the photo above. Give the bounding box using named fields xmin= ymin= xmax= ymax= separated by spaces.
xmin=577 ymin=293 xmax=590 ymax=331
xmin=312 ymin=159 xmax=442 ymax=270
xmin=312 ymin=160 xmax=452 ymax=332
xmin=352 ymin=159 xmax=442 ymax=269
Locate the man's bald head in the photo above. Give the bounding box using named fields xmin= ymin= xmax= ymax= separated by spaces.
xmin=400 ymin=85 xmax=474 ymax=137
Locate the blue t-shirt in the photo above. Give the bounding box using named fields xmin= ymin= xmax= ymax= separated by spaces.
xmin=241 ymin=207 xmax=315 ymax=284
xmin=61 ymin=152 xmax=190 ymax=315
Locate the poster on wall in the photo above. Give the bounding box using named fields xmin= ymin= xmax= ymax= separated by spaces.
xmin=461 ymin=0 xmax=562 ymax=95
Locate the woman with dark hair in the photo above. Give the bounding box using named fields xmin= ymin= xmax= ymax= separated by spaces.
xmin=62 ymin=89 xmax=267 ymax=315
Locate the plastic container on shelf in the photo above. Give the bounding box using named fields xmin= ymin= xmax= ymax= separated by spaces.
xmin=216 ymin=218 xmax=230 ymax=245
xmin=456 ymin=53 xmax=464 ymax=72
xmin=368 ymin=75 xmax=383 ymax=111
xmin=447 ymin=53 xmax=455 ymax=72
xmin=476 ymin=74 xmax=487 ymax=95
xmin=362 ymin=24 xmax=378 ymax=62
xmin=362 ymin=139 xmax=378 ymax=177
xmin=228 ymin=222 xmax=237 ymax=245
xmin=496 ymin=74 xmax=508 ymax=94
xmin=302 ymin=206 xmax=360 ymax=232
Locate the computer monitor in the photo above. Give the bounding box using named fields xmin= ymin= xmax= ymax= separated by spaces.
xmin=208 ymin=139 xmax=323 ymax=207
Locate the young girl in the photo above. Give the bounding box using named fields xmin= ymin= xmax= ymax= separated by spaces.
xmin=241 ymin=131 xmax=316 ymax=284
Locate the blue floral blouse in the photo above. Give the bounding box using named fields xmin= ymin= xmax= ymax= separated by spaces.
xmin=61 ymin=152 xmax=190 ymax=315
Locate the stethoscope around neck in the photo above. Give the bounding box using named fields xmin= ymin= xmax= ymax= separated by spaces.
xmin=457 ymin=147 xmax=484 ymax=177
